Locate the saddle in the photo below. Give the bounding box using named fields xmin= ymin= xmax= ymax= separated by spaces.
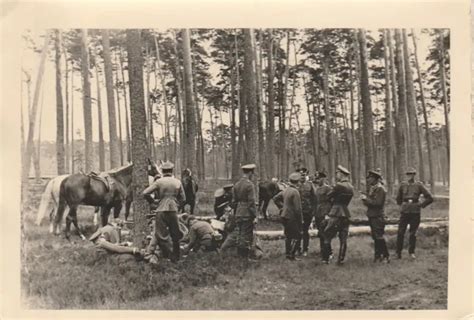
xmin=88 ymin=171 xmax=113 ymax=192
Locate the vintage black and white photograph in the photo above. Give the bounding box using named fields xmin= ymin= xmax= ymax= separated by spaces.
xmin=18 ymin=27 xmax=451 ymax=310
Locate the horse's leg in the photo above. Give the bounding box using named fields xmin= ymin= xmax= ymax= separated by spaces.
xmin=262 ymin=199 xmax=270 ymax=220
xmin=53 ymin=198 xmax=67 ymax=235
xmin=125 ymin=198 xmax=132 ymax=221
xmin=68 ymin=206 xmax=85 ymax=240
xmin=113 ymin=201 xmax=123 ymax=219
xmin=101 ymin=206 xmax=112 ymax=226
xmin=64 ymin=205 xmax=77 ymax=240
xmin=93 ymin=206 xmax=100 ymax=226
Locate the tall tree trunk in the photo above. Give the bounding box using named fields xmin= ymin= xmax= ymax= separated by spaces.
xmin=412 ymin=29 xmax=435 ymax=192
xmin=402 ymin=29 xmax=420 ymax=173
xmin=62 ymin=45 xmax=70 ymax=173
xmin=394 ymin=29 xmax=409 ymax=181
xmin=154 ymin=36 xmax=171 ymax=161
xmin=388 ymin=30 xmax=399 ymax=182
xmin=81 ymin=29 xmax=94 ymax=172
xmin=235 ymin=31 xmax=245 ymax=176
xmin=279 ymin=31 xmax=290 ymax=179
xmin=119 ymin=47 xmax=131 ymax=162
xmin=172 ymin=31 xmax=186 ymax=171
xmin=353 ymin=30 xmax=365 ymax=185
xmin=70 ymin=62 xmax=75 ymax=172
xmin=182 ymin=29 xmax=198 ymax=175
xmin=357 ymin=29 xmax=375 ymax=179
xmin=145 ymin=49 xmax=154 ymax=160
xmin=383 ymin=29 xmax=394 ymax=196
xmin=114 ymin=54 xmax=124 ymax=165
xmin=54 ymin=29 xmax=65 ymax=175
xmin=348 ymin=55 xmax=360 ymax=189
xmin=243 ymin=29 xmax=259 ymax=168
xmin=322 ymin=57 xmax=335 ymax=184
xmin=255 ymin=30 xmax=267 ymax=179
xmin=266 ymin=29 xmax=276 ymax=178
xmin=303 ymin=74 xmax=317 ymax=171
xmin=34 ymin=86 xmax=45 ymax=180
xmin=95 ymin=66 xmax=105 ymax=171
xmin=101 ymin=29 xmax=120 ymax=169
xmin=230 ymin=65 xmax=238 ymax=180
xmin=438 ymin=30 xmax=450 ymax=183
xmin=126 ymin=29 xmax=151 ymax=247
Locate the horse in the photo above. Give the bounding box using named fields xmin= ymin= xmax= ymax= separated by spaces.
xmin=52 ymin=160 xmax=161 ymax=239
xmin=179 ymin=168 xmax=198 ymax=215
xmin=36 ymin=174 xmax=70 ymax=230
xmin=258 ymin=180 xmax=288 ymax=219
xmin=93 ymin=158 xmax=161 ymax=222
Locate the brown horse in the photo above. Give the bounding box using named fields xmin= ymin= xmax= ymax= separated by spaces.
xmin=53 ymin=160 xmax=160 ymax=239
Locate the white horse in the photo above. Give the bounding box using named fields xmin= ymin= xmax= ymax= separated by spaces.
xmin=35 ymin=175 xmax=70 ymax=233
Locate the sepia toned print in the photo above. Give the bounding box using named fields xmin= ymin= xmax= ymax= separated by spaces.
xmin=18 ymin=28 xmax=452 ymax=310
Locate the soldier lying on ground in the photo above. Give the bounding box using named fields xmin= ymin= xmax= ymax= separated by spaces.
xmin=89 ymin=219 xmax=145 ymax=257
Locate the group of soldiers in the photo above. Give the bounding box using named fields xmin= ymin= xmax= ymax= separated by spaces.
xmin=90 ymin=160 xmax=434 ymax=266
xmin=216 ymin=162 xmax=434 ymax=264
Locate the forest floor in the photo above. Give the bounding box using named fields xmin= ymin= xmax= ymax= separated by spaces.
xmin=21 ymin=203 xmax=448 ymax=310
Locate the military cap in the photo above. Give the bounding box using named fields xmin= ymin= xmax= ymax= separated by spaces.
xmin=316 ymin=171 xmax=327 ymax=178
xmin=367 ymin=168 xmax=383 ymax=179
xmin=299 ymin=167 xmax=309 ymax=175
xmin=214 ymin=188 xmax=225 ymax=198
xmin=161 ymin=161 xmax=174 ymax=170
xmin=241 ymin=163 xmax=256 ymax=171
xmin=406 ymin=167 xmax=417 ymax=174
xmin=336 ymin=165 xmax=350 ymax=175
xmin=289 ymin=172 xmax=301 ymax=182
xmin=223 ymin=183 xmax=234 ymax=190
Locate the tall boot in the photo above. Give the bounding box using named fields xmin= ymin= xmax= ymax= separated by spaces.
xmin=408 ymin=234 xmax=417 ymax=254
xmin=285 ymin=238 xmax=292 ymax=258
xmin=337 ymin=241 xmax=347 ymax=264
xmin=373 ymin=239 xmax=381 ymax=262
xmin=171 ymin=241 xmax=180 ymax=263
xmin=381 ymin=239 xmax=389 ymax=258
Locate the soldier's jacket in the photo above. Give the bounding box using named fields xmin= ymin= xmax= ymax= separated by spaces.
xmin=298 ymin=181 xmax=317 ymax=217
xmin=315 ymin=184 xmax=332 ymax=218
xmin=273 ymin=185 xmax=303 ymax=223
xmin=327 ymin=179 xmax=354 ymax=218
xmin=142 ymin=174 xmax=186 ymax=212
xmin=396 ymin=180 xmax=433 ymax=214
xmin=362 ymin=182 xmax=386 ymax=218
xmin=233 ymin=177 xmax=257 ymax=219
xmin=187 ymin=220 xmax=214 ymax=250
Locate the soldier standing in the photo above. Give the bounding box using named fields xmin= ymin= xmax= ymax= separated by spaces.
xmin=296 ymin=168 xmax=317 ymax=256
xmin=322 ymin=165 xmax=354 ymax=265
xmin=313 ymin=171 xmax=333 ymax=260
xmin=361 ymin=169 xmax=390 ymax=263
xmin=221 ymin=164 xmax=257 ymax=259
xmin=396 ymin=167 xmax=434 ymax=259
xmin=273 ymin=172 xmax=303 ymax=261
xmin=142 ymin=161 xmax=186 ymax=263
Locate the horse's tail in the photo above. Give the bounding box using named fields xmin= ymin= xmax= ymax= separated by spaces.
xmin=36 ymin=178 xmax=55 ymax=225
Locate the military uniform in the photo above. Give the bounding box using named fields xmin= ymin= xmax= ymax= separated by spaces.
xmin=221 ymin=164 xmax=257 ymax=258
xmin=214 ymin=184 xmax=233 ymax=220
xmin=296 ymin=179 xmax=317 ymax=254
xmin=183 ymin=219 xmax=217 ymax=253
xmin=322 ymin=165 xmax=354 ymax=264
xmin=395 ymin=168 xmax=433 ymax=258
xmin=143 ymin=162 xmax=186 ymax=262
xmin=314 ymin=173 xmax=332 ymax=256
xmin=273 ymin=172 xmax=303 ymax=260
xmin=362 ymin=170 xmax=390 ymax=262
